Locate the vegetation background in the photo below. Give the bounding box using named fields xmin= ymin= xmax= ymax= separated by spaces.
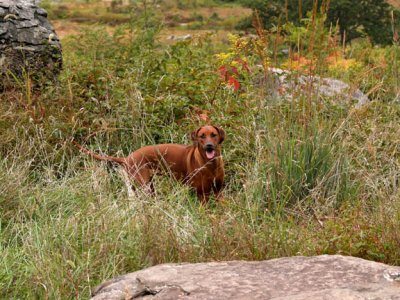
xmin=1 ymin=0 xmax=399 ymax=298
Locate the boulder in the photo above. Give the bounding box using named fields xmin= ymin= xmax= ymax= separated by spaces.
xmin=91 ymin=255 xmax=400 ymax=300
xmin=0 ymin=0 xmax=62 ymax=88
xmin=167 ymin=34 xmax=192 ymax=41
xmin=262 ymin=68 xmax=369 ymax=107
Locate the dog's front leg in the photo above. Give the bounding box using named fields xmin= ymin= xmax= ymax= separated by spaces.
xmin=197 ymin=191 xmax=210 ymax=205
xmin=212 ymin=178 xmax=224 ymax=202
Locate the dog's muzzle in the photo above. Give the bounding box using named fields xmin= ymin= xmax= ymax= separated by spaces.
xmin=204 ymin=144 xmax=216 ymax=160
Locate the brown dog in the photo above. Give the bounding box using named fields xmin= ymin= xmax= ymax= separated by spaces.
xmin=73 ymin=125 xmax=225 ymax=203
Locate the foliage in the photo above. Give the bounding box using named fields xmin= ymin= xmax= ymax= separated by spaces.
xmin=242 ymin=0 xmax=396 ymax=45
xmin=215 ymin=34 xmax=252 ymax=91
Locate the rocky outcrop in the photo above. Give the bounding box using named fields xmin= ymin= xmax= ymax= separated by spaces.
xmin=262 ymin=68 xmax=369 ymax=107
xmin=91 ymin=255 xmax=400 ymax=300
xmin=0 ymin=0 xmax=62 ymax=87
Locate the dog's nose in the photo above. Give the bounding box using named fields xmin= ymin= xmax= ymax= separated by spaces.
xmin=205 ymin=143 xmax=215 ymax=150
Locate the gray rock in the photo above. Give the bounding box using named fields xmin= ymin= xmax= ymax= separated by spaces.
xmin=15 ymin=19 xmax=40 ymax=29
xmin=262 ymin=68 xmax=369 ymax=107
xmin=91 ymin=255 xmax=400 ymax=300
xmin=0 ymin=0 xmax=62 ymax=88
xmin=167 ymin=34 xmax=192 ymax=41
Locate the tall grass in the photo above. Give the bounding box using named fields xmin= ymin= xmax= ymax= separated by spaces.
xmin=1 ymin=2 xmax=400 ymax=298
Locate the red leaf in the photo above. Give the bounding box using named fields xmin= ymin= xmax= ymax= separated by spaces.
xmin=218 ymin=65 xmax=228 ymax=80
xmin=228 ymin=76 xmax=240 ymax=91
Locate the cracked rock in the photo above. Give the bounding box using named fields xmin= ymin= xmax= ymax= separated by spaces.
xmin=91 ymin=255 xmax=400 ymax=300
xmin=0 ymin=0 xmax=62 ymax=88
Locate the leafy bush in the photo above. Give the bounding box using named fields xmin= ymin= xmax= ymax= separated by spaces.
xmin=242 ymin=0 xmax=397 ymax=45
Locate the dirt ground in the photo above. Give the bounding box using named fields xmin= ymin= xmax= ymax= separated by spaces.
xmin=50 ymin=1 xmax=251 ymax=41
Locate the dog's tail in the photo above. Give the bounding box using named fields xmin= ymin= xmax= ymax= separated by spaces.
xmin=72 ymin=141 xmax=126 ymax=164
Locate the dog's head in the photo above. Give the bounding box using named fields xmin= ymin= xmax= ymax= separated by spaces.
xmin=191 ymin=125 xmax=225 ymax=160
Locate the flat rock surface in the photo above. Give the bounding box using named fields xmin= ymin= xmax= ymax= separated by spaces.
xmin=91 ymin=255 xmax=400 ymax=300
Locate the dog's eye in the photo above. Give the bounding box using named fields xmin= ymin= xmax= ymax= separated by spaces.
xmin=211 ymin=133 xmax=217 ymax=137
xmin=200 ymin=134 xmax=206 ymax=138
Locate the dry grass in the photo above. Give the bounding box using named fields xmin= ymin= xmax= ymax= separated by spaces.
xmin=388 ymin=0 xmax=400 ymax=8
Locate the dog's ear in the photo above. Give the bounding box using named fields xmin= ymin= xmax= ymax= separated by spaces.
xmin=214 ymin=126 xmax=225 ymax=144
xmin=191 ymin=128 xmax=200 ymax=143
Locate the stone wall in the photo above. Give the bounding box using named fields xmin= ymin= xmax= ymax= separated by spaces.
xmin=0 ymin=0 xmax=62 ymax=88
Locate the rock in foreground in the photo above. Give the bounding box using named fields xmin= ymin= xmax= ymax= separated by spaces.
xmin=0 ymin=0 xmax=62 ymax=87
xmin=92 ymin=255 xmax=400 ymax=300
